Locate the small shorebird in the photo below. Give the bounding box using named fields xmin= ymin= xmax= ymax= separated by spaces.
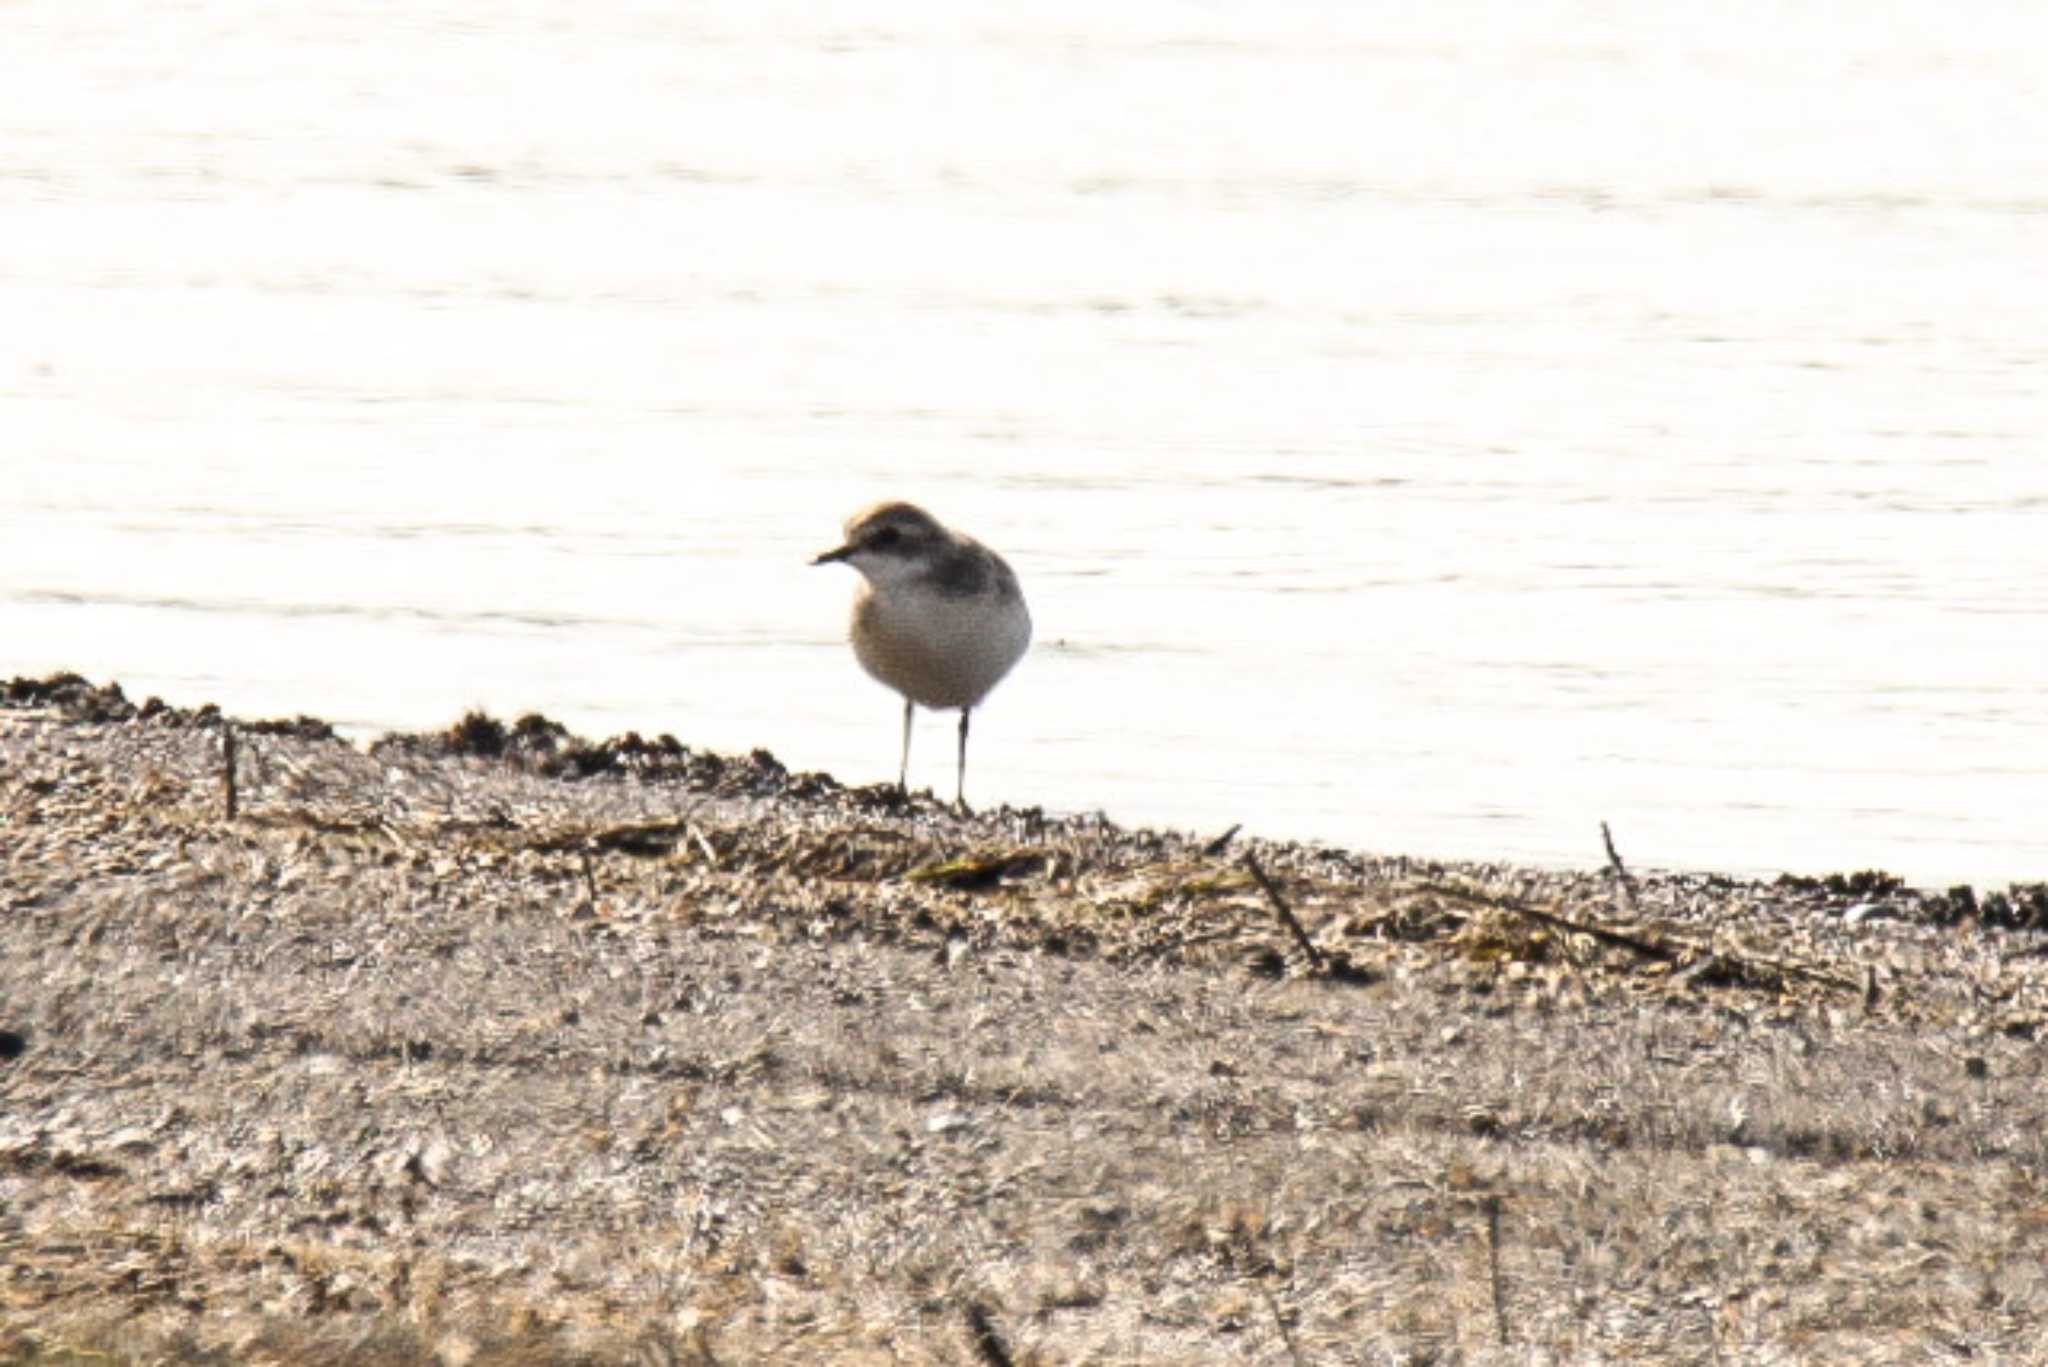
xmin=813 ymin=501 xmax=1031 ymax=808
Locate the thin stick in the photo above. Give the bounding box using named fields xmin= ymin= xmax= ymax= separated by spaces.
xmin=1202 ymin=822 xmax=1242 ymax=856
xmin=1484 ymin=1194 xmax=1510 ymax=1346
xmin=1263 ymin=1281 xmax=1308 ymax=1367
xmin=221 ymin=722 xmax=238 ymax=821
xmin=1243 ymin=852 xmax=1325 ymax=972
xmin=962 ymin=1300 xmax=1013 ymax=1367
xmin=1600 ymin=820 xmax=1639 ymax=917
xmin=1434 ymin=881 xmax=1679 ymax=964
xmin=580 ymin=845 xmax=599 ymax=911
xmin=1422 ymin=881 xmax=1864 ymax=994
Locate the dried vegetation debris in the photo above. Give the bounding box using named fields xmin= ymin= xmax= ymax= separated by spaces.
xmin=3 ymin=674 xmax=2048 ymax=1363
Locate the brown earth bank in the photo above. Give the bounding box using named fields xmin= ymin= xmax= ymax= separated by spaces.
xmin=3 ymin=672 xmax=2047 ymax=1364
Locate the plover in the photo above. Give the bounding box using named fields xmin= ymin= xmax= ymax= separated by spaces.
xmin=813 ymin=501 xmax=1031 ymax=808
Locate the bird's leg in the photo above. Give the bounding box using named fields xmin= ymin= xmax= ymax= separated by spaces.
xmin=955 ymin=707 xmax=972 ymax=813
xmin=898 ymin=696 xmax=914 ymax=796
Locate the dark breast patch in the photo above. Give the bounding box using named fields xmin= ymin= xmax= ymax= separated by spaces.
xmin=919 ymin=541 xmax=998 ymax=598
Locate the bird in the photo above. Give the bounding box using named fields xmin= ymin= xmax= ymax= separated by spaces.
xmin=813 ymin=501 xmax=1031 ymax=809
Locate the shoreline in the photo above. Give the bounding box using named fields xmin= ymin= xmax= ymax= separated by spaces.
xmin=7 ymin=669 xmax=2044 ymax=919
xmin=5 ymin=671 xmax=2048 ymax=1361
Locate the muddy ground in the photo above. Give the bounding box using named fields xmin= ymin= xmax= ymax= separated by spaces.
xmin=3 ymin=675 xmax=2047 ymax=1364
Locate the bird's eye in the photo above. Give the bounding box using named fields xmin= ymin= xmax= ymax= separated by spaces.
xmin=868 ymin=527 xmax=901 ymax=549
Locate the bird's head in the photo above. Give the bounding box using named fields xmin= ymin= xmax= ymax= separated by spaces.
xmin=812 ymin=501 xmax=951 ymax=586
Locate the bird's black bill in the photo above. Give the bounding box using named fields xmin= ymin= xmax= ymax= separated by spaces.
xmin=811 ymin=544 xmax=853 ymax=565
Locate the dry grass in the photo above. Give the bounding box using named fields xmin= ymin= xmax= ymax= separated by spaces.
xmin=4 ymin=677 xmax=2048 ymax=1363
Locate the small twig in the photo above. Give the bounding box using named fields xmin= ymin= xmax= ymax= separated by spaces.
xmin=1600 ymin=820 xmax=1639 ymax=917
xmin=1484 ymin=1194 xmax=1510 ymax=1346
xmin=1262 ymin=1281 xmax=1307 ymax=1367
xmin=579 ymin=845 xmax=599 ymax=911
xmin=962 ymin=1300 xmax=1013 ymax=1367
xmin=221 ymin=722 xmax=238 ymax=821
xmin=1440 ymin=883 xmax=1680 ymax=965
xmin=1424 ymin=882 xmax=1864 ymax=994
xmin=1202 ymin=822 xmax=1242 ymax=856
xmin=1243 ymin=852 xmax=1325 ymax=972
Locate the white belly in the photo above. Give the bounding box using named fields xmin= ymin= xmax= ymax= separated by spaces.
xmin=850 ymin=583 xmax=1031 ymax=710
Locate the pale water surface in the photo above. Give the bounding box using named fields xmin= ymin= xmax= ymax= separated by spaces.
xmin=4 ymin=1 xmax=2045 ymax=887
